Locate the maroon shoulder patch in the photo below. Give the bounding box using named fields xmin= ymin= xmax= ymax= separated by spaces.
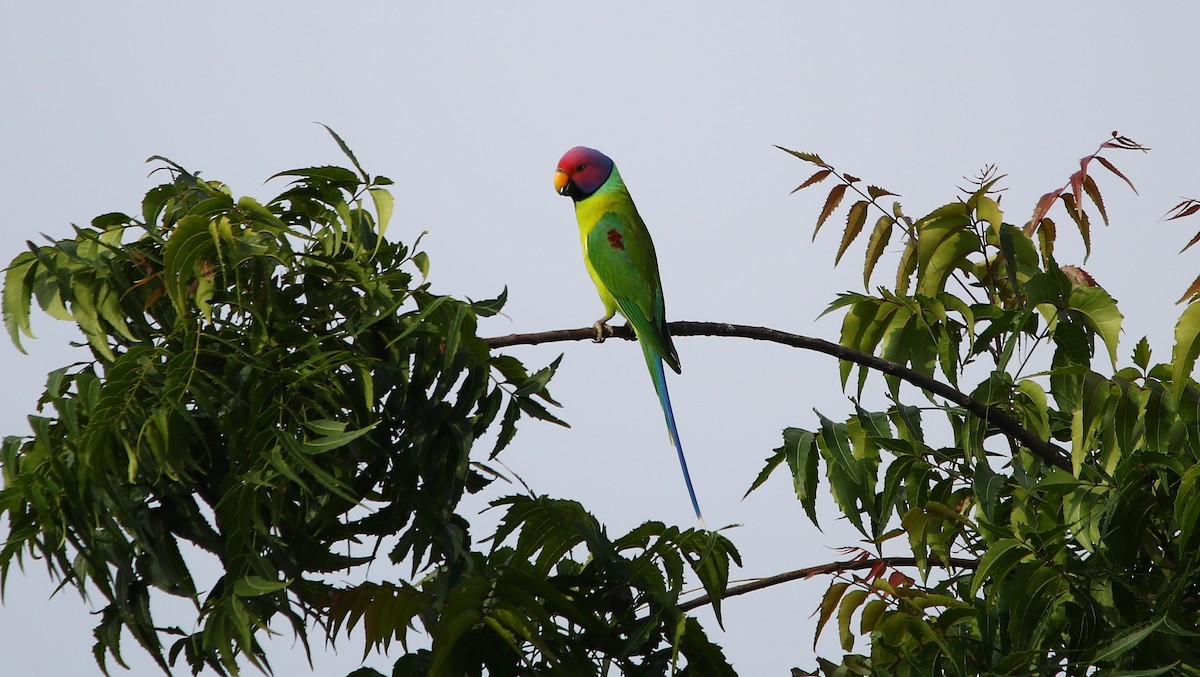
xmin=606 ymin=228 xmax=625 ymax=250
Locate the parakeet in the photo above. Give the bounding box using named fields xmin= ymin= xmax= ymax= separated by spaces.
xmin=553 ymin=146 xmax=704 ymax=526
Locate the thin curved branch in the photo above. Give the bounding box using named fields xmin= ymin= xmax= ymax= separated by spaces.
xmin=483 ymin=321 xmax=1071 ymax=472
xmin=677 ymin=555 xmax=979 ymax=613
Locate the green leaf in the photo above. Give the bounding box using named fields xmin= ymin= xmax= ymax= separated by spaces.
xmin=837 ymin=588 xmax=869 ymax=651
xmin=317 ymin=122 xmax=369 ymax=181
xmin=470 ymin=287 xmax=508 ymax=318
xmin=1086 ymin=617 xmax=1163 ymax=664
xmin=863 ymin=214 xmax=893 ymax=288
xmin=1014 ymin=379 xmax=1051 ymax=440
xmin=859 ymin=598 xmax=887 ymax=635
xmin=368 ymin=187 xmax=393 ymax=242
xmin=299 ymin=421 xmax=379 ymax=454
xmin=232 ymin=576 xmax=290 ymax=597
xmin=1172 ymin=301 xmax=1200 ymax=398
xmin=775 ymin=146 xmax=825 ymax=165
xmin=162 ymin=214 xmax=217 ymax=316
xmin=3 ymin=251 xmax=36 ymax=352
xmin=1069 ymin=285 xmax=1124 ymax=367
xmin=818 ymin=414 xmax=861 ymax=484
xmin=974 ymin=194 xmax=1003 ymax=233
xmin=969 ymin=538 xmax=1031 ymax=598
xmin=813 ymin=581 xmax=850 ymax=649
xmin=784 ymin=428 xmax=820 ymax=526
xmin=413 ymin=251 xmax=430 ymax=279
xmin=835 ymin=200 xmax=870 ymax=265
xmin=915 ymin=204 xmax=979 ymax=297
xmin=895 ymin=235 xmax=918 ymax=294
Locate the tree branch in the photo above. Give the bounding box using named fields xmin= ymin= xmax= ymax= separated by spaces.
xmin=677 ymin=555 xmax=979 ymax=613
xmin=483 ymin=321 xmax=1072 ymax=472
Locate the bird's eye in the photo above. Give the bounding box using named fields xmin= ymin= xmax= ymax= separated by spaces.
xmin=576 ymin=164 xmax=586 ymax=172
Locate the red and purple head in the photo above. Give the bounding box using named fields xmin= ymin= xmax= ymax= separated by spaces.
xmin=554 ymin=146 xmax=614 ymax=201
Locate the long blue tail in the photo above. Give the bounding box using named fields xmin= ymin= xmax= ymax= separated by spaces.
xmin=643 ymin=346 xmax=705 ymax=528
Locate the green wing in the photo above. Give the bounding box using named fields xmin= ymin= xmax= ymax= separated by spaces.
xmin=586 ymin=210 xmax=681 ymax=373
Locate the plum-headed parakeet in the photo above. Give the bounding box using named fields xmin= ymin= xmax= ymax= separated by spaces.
xmin=553 ymin=146 xmax=704 ymax=526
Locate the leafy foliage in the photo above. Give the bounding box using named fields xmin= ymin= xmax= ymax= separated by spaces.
xmin=0 ymin=132 xmax=739 ymax=676
xmin=767 ymin=133 xmax=1200 ymax=674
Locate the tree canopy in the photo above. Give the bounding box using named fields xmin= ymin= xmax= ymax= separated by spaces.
xmin=3 ymin=129 xmax=1200 ymax=675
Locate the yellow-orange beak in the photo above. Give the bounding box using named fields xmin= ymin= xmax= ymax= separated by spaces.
xmin=553 ymin=169 xmax=570 ymax=195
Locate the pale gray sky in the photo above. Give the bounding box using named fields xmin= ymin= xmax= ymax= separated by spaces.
xmin=3 ymin=3 xmax=1199 ymax=675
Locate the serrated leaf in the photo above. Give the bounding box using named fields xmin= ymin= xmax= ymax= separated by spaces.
xmin=866 ymin=185 xmax=897 ymax=200
xmin=470 ymin=286 xmax=508 ymax=318
xmin=1027 ymin=190 xmax=1060 ymax=235
xmin=1133 ymin=336 xmax=1151 ymax=370
xmin=837 ymin=588 xmax=869 ymax=651
xmin=1164 ymin=198 xmax=1200 ymax=224
xmin=813 ymin=581 xmax=850 ymax=649
xmin=1070 ymin=285 xmax=1123 ymax=366
xmin=318 ymin=122 xmax=369 ymax=181
xmin=232 ymin=576 xmax=290 ymax=597
xmin=815 ymin=184 xmax=849 ymax=241
xmin=895 ymin=236 xmax=918 ymax=294
xmin=1095 ymin=155 xmax=1138 ymax=194
xmin=859 ymin=598 xmax=887 ymax=635
xmin=969 ymin=538 xmax=1031 ymax=597
xmin=974 ymin=195 xmax=1003 ymax=235
xmin=1059 ymin=193 xmax=1092 ymax=260
xmin=1015 ymin=379 xmax=1051 ymax=440
xmin=1082 ymin=174 xmax=1109 ymax=227
xmin=1069 ymin=170 xmax=1084 ymax=215
xmin=162 ymin=215 xmax=217 ymax=316
xmin=1036 ymin=216 xmax=1057 ymax=265
xmin=3 ymin=252 xmax=36 ymax=352
xmin=775 ymin=146 xmax=825 ymax=165
xmin=269 ymin=165 xmax=361 ymax=187
xmin=784 ymin=428 xmax=819 ymax=526
xmin=791 ymin=169 xmax=832 ymax=194
xmin=1178 ymin=273 xmax=1200 ymax=304
xmin=915 ymin=204 xmax=979 ymax=297
xmin=299 ymin=421 xmax=378 ymax=454
xmin=1088 ymin=617 xmax=1164 ymax=664
xmin=862 ymin=215 xmax=893 ymax=288
xmin=1171 ymin=302 xmax=1200 ymax=398
xmin=835 ymin=200 xmax=870 ymax=265
xmin=818 ymin=414 xmax=861 ymax=484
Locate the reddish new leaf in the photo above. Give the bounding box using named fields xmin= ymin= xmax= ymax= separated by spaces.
xmin=1060 ymin=265 xmax=1098 ymax=288
xmin=1165 ymin=199 xmax=1200 ymax=223
xmin=1082 ymin=174 xmax=1109 ymax=227
xmin=1059 ymin=193 xmax=1092 ymax=260
xmin=1177 ymin=226 xmax=1200 ymax=254
xmin=1095 ymin=156 xmax=1139 ymax=195
xmin=815 ymin=183 xmax=849 ymax=241
xmin=792 ymin=169 xmax=833 ymax=194
xmin=1102 ymin=132 xmax=1149 ymax=152
xmin=1069 ymin=170 xmax=1084 ymax=216
xmin=1026 ymin=190 xmax=1061 ymax=235
xmin=844 ymin=174 xmax=861 ymax=184
xmin=1179 ymin=273 xmax=1200 ymax=304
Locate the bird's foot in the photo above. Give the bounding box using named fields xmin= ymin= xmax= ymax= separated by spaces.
xmin=592 ymin=320 xmax=612 ymax=343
